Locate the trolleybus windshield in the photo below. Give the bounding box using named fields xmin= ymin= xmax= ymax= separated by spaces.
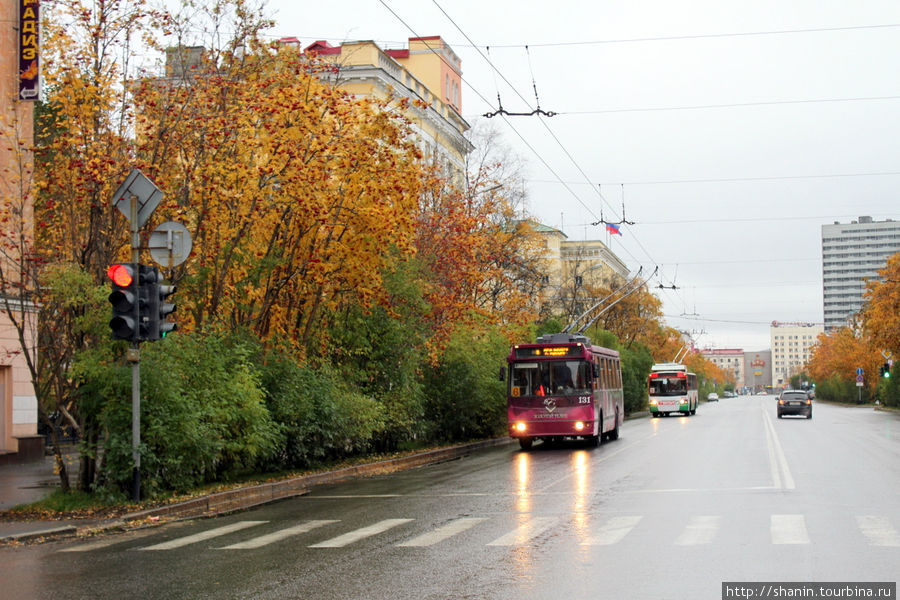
xmin=510 ymin=360 xmax=591 ymax=397
xmin=649 ymin=374 xmax=689 ymax=396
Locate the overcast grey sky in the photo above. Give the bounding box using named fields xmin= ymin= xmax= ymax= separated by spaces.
xmin=258 ymin=0 xmax=900 ymax=351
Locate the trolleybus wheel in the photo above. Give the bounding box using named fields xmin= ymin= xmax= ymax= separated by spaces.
xmin=607 ymin=411 xmax=620 ymax=441
xmin=518 ymin=437 xmax=533 ymax=450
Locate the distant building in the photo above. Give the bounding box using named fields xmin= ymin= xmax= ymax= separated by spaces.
xmin=701 ymin=348 xmax=744 ymax=387
xmin=744 ymin=350 xmax=773 ymax=392
xmin=822 ymin=216 xmax=900 ymax=330
xmin=527 ymin=222 xmax=630 ymax=317
xmin=770 ymin=321 xmax=823 ymax=387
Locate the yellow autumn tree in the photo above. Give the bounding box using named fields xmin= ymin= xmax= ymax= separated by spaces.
xmin=133 ymin=39 xmax=429 ymax=354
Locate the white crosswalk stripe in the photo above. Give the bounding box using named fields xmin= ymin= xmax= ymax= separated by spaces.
xmin=218 ymin=520 xmax=339 ymax=550
xmin=308 ymin=518 xmax=414 ymax=548
xmin=856 ymin=516 xmax=900 ymax=547
xmin=397 ymin=518 xmax=489 ymax=547
xmin=486 ymin=517 xmax=558 ymax=546
xmin=771 ymin=514 xmax=810 ymax=545
xmin=675 ymin=516 xmax=721 ymax=546
xmin=584 ymin=516 xmax=643 ymax=546
xmin=139 ymin=521 xmax=268 ymax=551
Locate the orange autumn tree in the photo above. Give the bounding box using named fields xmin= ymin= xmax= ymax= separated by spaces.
xmin=807 ymin=325 xmax=881 ymax=392
xmin=414 ymin=130 xmax=544 ymax=355
xmin=133 ymin=40 xmax=428 ymax=355
xmin=586 ymin=283 xmax=666 ymax=350
xmin=860 ymin=251 xmax=900 ymax=358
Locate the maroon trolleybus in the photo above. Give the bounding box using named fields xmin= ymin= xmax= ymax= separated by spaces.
xmin=504 ymin=333 xmax=624 ymax=450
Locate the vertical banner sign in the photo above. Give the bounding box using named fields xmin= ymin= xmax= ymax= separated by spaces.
xmin=19 ymin=0 xmax=40 ymax=101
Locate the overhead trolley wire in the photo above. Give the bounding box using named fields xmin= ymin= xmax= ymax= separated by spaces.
xmin=380 ymin=0 xmax=691 ymax=309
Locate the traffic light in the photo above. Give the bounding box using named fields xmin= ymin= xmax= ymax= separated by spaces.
xmin=108 ymin=263 xmax=146 ymax=341
xmin=883 ymin=363 xmax=892 ymax=379
xmin=108 ymin=263 xmax=174 ymax=342
xmin=146 ymin=268 xmax=177 ymax=340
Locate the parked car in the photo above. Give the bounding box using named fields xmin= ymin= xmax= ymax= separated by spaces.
xmin=707 ymin=392 xmax=719 ymax=402
xmin=777 ymin=390 xmax=812 ymax=419
xmin=723 ymin=391 xmax=735 ymax=398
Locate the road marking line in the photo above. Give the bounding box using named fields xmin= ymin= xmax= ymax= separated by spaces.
xmin=139 ymin=521 xmax=267 ymax=551
xmin=771 ymin=514 xmax=809 ymax=544
xmin=217 ymin=520 xmax=339 ymax=550
xmin=58 ymin=537 xmax=134 ymax=553
xmin=762 ymin=407 xmax=795 ymax=489
xmin=486 ymin=517 xmax=558 ymax=546
xmin=856 ymin=516 xmax=900 ymax=547
xmin=397 ymin=518 xmax=489 ymax=547
xmin=308 ymin=518 xmax=413 ymax=548
xmin=584 ymin=515 xmax=642 ymax=546
xmin=675 ymin=516 xmax=721 ymax=545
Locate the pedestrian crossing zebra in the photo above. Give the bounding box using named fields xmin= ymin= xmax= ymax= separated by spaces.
xmin=58 ymin=512 xmax=900 ymax=553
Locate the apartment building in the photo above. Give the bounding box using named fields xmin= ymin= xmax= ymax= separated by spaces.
xmin=770 ymin=321 xmax=823 ymax=387
xmin=701 ymin=348 xmax=744 ymax=387
xmin=822 ymin=216 xmax=900 ymax=330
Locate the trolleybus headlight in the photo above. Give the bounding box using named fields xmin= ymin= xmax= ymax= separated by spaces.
xmin=574 ymin=421 xmax=585 ymax=431
xmin=515 ymin=422 xmax=527 ymax=433
xmin=649 ymin=399 xmax=658 ymax=406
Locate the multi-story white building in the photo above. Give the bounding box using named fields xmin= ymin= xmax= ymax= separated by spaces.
xmin=770 ymin=321 xmax=823 ymax=387
xmin=822 ymin=216 xmax=900 ymax=330
xmin=701 ymin=348 xmax=745 ymax=387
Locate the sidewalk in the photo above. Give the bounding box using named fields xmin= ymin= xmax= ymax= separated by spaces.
xmin=0 ymin=438 xmax=511 ymax=544
xmin=0 ymin=451 xmax=99 ymax=542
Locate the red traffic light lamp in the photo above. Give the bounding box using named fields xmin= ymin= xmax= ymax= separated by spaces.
xmin=107 ymin=263 xmax=134 ymax=287
xmin=108 ymin=263 xmax=140 ymax=341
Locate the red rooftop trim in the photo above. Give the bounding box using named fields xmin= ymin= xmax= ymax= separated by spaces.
xmin=304 ymin=40 xmax=341 ymax=55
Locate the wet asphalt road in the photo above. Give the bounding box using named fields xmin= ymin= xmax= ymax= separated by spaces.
xmin=2 ymin=395 xmax=898 ymax=600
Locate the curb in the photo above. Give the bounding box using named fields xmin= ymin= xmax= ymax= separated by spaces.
xmin=2 ymin=437 xmax=512 ymax=544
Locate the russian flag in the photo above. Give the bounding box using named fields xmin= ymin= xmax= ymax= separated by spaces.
xmin=606 ymin=223 xmax=622 ymax=236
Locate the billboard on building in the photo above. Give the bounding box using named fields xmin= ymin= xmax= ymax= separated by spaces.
xmin=19 ymin=0 xmax=40 ymax=100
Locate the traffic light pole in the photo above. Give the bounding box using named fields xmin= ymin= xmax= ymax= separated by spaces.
xmin=129 ymin=195 xmax=141 ymax=503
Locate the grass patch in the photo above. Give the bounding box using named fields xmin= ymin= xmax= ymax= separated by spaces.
xmin=4 ymin=489 xmax=126 ymax=520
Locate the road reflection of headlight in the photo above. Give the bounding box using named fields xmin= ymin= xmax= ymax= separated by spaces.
xmin=516 ymin=452 xmax=530 ymax=514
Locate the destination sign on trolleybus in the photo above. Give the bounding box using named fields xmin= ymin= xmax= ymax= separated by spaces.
xmin=513 ymin=345 xmax=584 ymax=358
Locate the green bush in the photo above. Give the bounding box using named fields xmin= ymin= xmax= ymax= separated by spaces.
xmin=620 ymin=344 xmax=653 ymax=415
xmin=423 ymin=324 xmax=508 ymax=442
xmin=324 ymin=259 xmax=428 ymax=452
xmin=260 ymin=354 xmax=385 ymax=468
xmin=96 ymin=333 xmax=279 ymax=498
xmin=815 ymin=374 xmax=870 ymax=404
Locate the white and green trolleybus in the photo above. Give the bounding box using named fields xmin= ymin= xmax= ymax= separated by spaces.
xmin=648 ymin=362 xmax=699 ymax=417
